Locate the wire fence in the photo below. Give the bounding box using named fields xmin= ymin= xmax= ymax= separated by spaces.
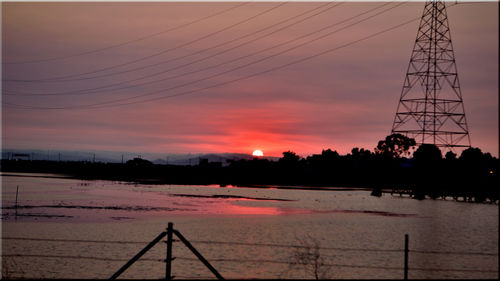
xmin=1 ymin=254 xmax=163 ymax=263
xmin=1 ymin=237 xmax=149 ymax=245
xmin=174 ymin=256 xmax=498 ymax=273
xmin=2 ymin=236 xmax=498 ymax=277
xmin=3 ymin=236 xmax=496 ymax=256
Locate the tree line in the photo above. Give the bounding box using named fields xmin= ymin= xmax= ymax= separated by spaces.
xmin=1 ymin=134 xmax=498 ymax=202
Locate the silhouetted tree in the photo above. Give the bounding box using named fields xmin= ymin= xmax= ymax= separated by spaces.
xmin=277 ymin=151 xmax=303 ymax=184
xmin=351 ymin=147 xmax=372 ymax=159
xmin=445 ymin=151 xmax=457 ymax=160
xmin=375 ymin=133 xmax=416 ymax=158
xmin=126 ymin=157 xmax=153 ymax=167
xmin=482 ymin=152 xmax=494 ymax=162
xmin=459 ymin=147 xmax=483 ymax=163
xmin=320 ymin=149 xmax=339 ymax=162
xmin=459 ymin=148 xmax=497 ymax=179
xmin=280 ymin=151 xmax=301 ymax=162
xmin=413 ymin=144 xmax=442 ymax=163
xmin=412 ymin=144 xmax=442 ymax=199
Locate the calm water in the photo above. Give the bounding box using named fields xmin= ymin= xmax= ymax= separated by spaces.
xmin=1 ymin=172 xmax=498 ymax=279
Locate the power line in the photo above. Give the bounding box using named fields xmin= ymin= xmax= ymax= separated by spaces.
xmin=5 ymin=2 xmax=465 ymax=110
xmin=3 ymin=2 xmax=287 ymax=82
xmin=4 ymin=2 xmax=410 ymax=110
xmin=4 ymin=1 xmax=339 ymax=96
xmin=72 ymin=4 xmax=341 ymax=85
xmin=102 ymin=1 xmax=386 ymax=96
xmin=32 ymin=2 xmax=337 ymax=84
xmin=1 ymin=2 xmax=250 ymax=65
xmin=84 ymin=2 xmax=457 ymax=110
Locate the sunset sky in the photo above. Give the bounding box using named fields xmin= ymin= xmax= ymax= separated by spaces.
xmin=2 ymin=1 xmax=498 ymax=158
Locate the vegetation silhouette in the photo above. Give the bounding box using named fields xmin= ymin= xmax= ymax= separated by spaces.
xmin=281 ymin=234 xmax=331 ymax=279
xmin=375 ymin=133 xmax=416 ymax=158
xmin=1 ymin=134 xmax=497 ymax=203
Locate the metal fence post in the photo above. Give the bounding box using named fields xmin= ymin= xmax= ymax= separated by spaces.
xmin=166 ymin=222 xmax=173 ymax=280
xmin=15 ymin=186 xmax=19 ymax=220
xmin=404 ymin=234 xmax=409 ymax=280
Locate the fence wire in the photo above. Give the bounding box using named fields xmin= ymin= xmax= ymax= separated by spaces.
xmin=4 ymin=253 xmax=496 ymax=274
xmin=2 ymin=236 xmax=149 ymax=244
xmin=186 ymin=239 xmax=403 ymax=252
xmin=3 ymin=236 xmax=497 ymax=256
xmin=174 ymin=256 xmax=498 ymax=273
xmin=2 ymin=254 xmax=164 ymax=263
xmin=2 ymin=236 xmax=498 ymax=276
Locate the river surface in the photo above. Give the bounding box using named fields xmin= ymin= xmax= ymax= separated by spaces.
xmin=1 ymin=172 xmax=498 ymax=279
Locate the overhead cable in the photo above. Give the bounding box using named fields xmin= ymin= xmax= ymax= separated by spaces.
xmin=1 ymin=2 xmax=250 ymax=65
xmin=4 ymin=2 xmax=287 ymax=82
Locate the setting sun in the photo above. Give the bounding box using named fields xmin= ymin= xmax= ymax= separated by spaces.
xmin=252 ymin=150 xmax=264 ymax=157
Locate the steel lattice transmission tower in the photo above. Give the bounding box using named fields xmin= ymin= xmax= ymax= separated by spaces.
xmin=391 ymin=0 xmax=471 ymax=151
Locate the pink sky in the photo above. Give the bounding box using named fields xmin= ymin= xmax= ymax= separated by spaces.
xmin=2 ymin=2 xmax=498 ymax=157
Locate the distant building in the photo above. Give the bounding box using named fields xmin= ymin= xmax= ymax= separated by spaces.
xmin=11 ymin=153 xmax=31 ymax=160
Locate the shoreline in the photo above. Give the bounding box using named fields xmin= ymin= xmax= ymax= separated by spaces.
xmin=0 ymin=171 xmax=372 ymax=192
xmin=0 ymin=164 xmax=500 ymax=205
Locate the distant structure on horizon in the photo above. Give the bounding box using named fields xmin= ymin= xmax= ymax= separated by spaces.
xmin=391 ymin=0 xmax=471 ymax=151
